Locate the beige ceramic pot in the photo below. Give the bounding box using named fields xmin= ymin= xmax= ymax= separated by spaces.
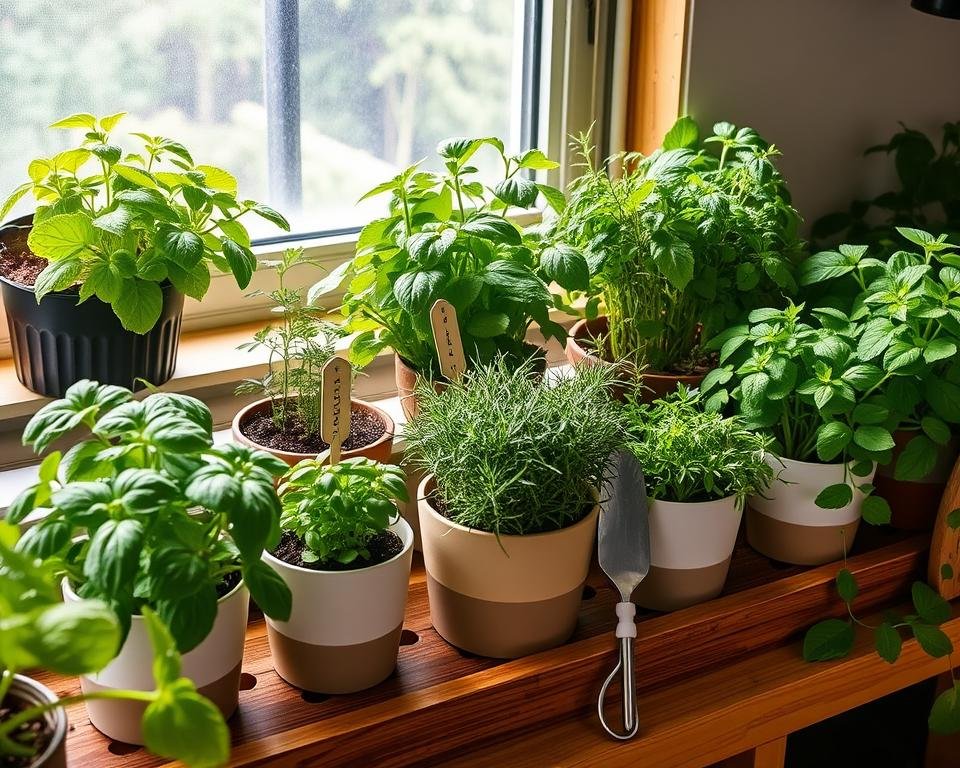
xmin=394 ymin=354 xmax=447 ymax=421
xmin=62 ymin=578 xmax=248 ymax=745
xmin=7 ymin=675 xmax=67 ymax=768
xmin=263 ymin=518 xmax=414 ymax=693
xmin=747 ymin=456 xmax=874 ymax=566
xmin=232 ymin=396 xmax=395 ymax=467
xmin=418 ymin=475 xmax=597 ymax=658
xmin=633 ymin=495 xmax=742 ymax=611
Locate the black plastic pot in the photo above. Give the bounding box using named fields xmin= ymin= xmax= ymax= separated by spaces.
xmin=0 ymin=215 xmax=184 ymax=397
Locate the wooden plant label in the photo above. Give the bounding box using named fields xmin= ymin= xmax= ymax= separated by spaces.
xmin=430 ymin=299 xmax=466 ymax=382
xmin=930 ymin=456 xmax=960 ymax=600
xmin=321 ymin=355 xmax=351 ymax=465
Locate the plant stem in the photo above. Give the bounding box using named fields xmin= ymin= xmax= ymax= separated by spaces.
xmin=0 ymin=690 xmax=156 ymax=740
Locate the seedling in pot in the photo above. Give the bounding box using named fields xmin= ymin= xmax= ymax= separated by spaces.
xmin=0 ymin=522 xmax=229 ymax=768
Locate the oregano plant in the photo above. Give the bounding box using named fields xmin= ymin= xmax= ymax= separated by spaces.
xmin=1 ymin=112 xmax=290 ymax=333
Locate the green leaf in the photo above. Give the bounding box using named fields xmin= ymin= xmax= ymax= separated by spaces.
xmin=842 ymin=365 xmax=884 ymax=391
xmin=650 ymin=234 xmax=694 ymax=290
xmin=803 ymin=618 xmax=855 ymax=661
xmin=836 ymin=568 xmax=858 ymax=602
xmin=857 ymin=318 xmax=896 ymax=360
xmin=466 ymin=311 xmax=510 ymax=338
xmin=348 ymin=330 xmax=386 ymax=369
xmin=922 ymin=416 xmax=952 ymax=446
xmin=799 ymin=250 xmax=856 ymax=285
xmin=482 ymin=260 xmax=550 ymax=303
xmin=461 ymin=213 xmax=522 ymax=244
xmin=114 ymin=279 xmax=163 ymax=334
xmin=114 ymin=164 xmax=158 ymax=189
xmin=896 ymin=226 xmax=937 ymax=247
xmin=243 ymin=559 xmax=292 ymax=621
xmin=393 ymin=269 xmax=445 ymax=315
xmin=853 ymin=426 xmax=895 ymax=452
xmin=221 ymin=238 xmax=256 ymax=289
xmin=815 ymin=483 xmax=854 ymax=509
xmin=929 ymin=684 xmax=960 ymax=734
xmin=34 ymin=258 xmax=83 ymax=301
xmin=156 ymin=588 xmax=218 ymax=654
xmin=142 ymin=679 xmax=229 ymax=768
xmin=196 ymin=165 xmax=238 ymax=194
xmin=99 ymin=112 xmax=127 ymax=132
xmin=33 ymin=600 xmax=120 ymax=675
xmin=535 ymin=183 xmax=566 ymax=213
xmin=0 ymin=183 xmax=32 ymax=222
xmin=161 ymin=228 xmax=205 ymax=267
xmin=861 ymin=495 xmax=892 ymax=525
xmin=662 ymin=115 xmax=699 ymax=150
xmin=541 ymin=244 xmax=590 ymax=291
xmin=927 ymin=379 xmax=960 ymax=423
xmin=912 ymin=624 xmax=953 ymax=658
xmin=493 ymin=176 xmax=538 ymax=208
xmin=895 ymin=434 xmax=939 ymax=481
xmin=249 ymin=203 xmax=290 ymax=231
xmin=92 ymin=205 xmax=135 ymax=236
xmin=50 ymin=113 xmax=97 ymax=130
xmin=924 ymin=338 xmax=958 ymax=364
xmin=167 ymin=259 xmax=211 ymax=301
xmin=84 ymin=518 xmax=145 ymax=596
xmin=816 ymin=422 xmax=853 ymax=462
xmin=912 ymin=581 xmax=951 ymax=625
xmin=85 ymin=258 xmax=125 ymax=304
xmin=851 ymin=403 xmax=889 ymax=425
xmin=27 ymin=211 xmax=96 ymax=261
xmin=874 ymin=622 xmax=902 ymax=664
xmin=516 ymin=148 xmax=559 ymax=170
xmin=142 ymin=606 xmax=180 ymax=686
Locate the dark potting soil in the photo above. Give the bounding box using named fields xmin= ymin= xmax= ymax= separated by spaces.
xmin=272 ymin=529 xmax=403 ymax=571
xmin=241 ymin=404 xmax=386 ymax=454
xmin=215 ymin=569 xmax=243 ymax=599
xmin=0 ymin=226 xmax=51 ymax=288
xmin=0 ymin=692 xmax=55 ymax=768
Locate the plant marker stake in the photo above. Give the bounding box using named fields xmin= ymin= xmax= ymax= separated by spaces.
xmin=321 ymin=355 xmax=351 ymax=465
xmin=430 ymin=299 xmax=466 ymax=383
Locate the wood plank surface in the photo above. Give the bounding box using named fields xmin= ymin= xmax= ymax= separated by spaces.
xmin=35 ymin=528 xmax=927 ymax=767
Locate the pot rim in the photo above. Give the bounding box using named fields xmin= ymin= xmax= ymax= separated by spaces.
xmin=263 ymin=516 xmax=413 ymax=576
xmin=62 ymin=574 xmax=247 ymax=613
xmin=418 ymin=473 xmax=600 ymax=540
xmin=648 ymin=493 xmax=738 ymax=509
xmin=769 ymin=453 xmax=865 ymax=471
xmin=8 ymin=673 xmax=68 ymax=767
xmin=232 ymin=395 xmax=395 ymax=461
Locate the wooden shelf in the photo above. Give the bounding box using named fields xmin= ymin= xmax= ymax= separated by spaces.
xmin=34 ymin=526 xmax=928 ymax=767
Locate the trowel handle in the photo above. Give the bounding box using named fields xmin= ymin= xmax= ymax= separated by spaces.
xmin=597 ymin=602 xmax=639 ymax=740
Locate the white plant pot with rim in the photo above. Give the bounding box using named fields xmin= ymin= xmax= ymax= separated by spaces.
xmin=633 ymin=495 xmax=742 ymax=611
xmin=746 ymin=455 xmax=875 ymax=566
xmin=263 ymin=517 xmax=414 ymax=694
xmin=62 ymin=578 xmax=249 ymax=745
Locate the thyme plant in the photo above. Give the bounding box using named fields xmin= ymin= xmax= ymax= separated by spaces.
xmin=403 ymin=359 xmax=625 ymax=535
xmin=625 ymin=386 xmax=773 ymax=504
xmin=236 ymin=247 xmax=342 ymax=436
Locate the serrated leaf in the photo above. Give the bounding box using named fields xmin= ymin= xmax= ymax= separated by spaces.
xmin=114 ymin=279 xmax=163 ymax=334
xmin=803 ymin=618 xmax=855 ymax=661
xmin=836 ymin=568 xmax=858 ymax=602
xmin=912 ymin=581 xmax=951 ymax=625
xmin=466 ymin=311 xmax=509 ymax=338
xmin=815 ymin=482 xmax=854 ymax=509
xmin=924 ymin=338 xmax=957 ymax=364
xmin=393 ymin=269 xmax=445 ymax=314
xmin=874 ymin=622 xmax=902 ymax=664
xmin=541 ymin=244 xmax=590 ymax=291
xmin=535 ymin=183 xmax=566 ymax=213
xmin=861 ymin=494 xmax=891 ymax=525
xmin=461 ymin=213 xmax=522 ymax=245
xmin=196 ymin=165 xmax=237 ymax=194
xmin=853 ymin=426 xmax=895 ymax=452
xmin=114 ymin=164 xmax=157 ymax=188
xmin=662 ymin=115 xmax=699 ymax=149
xmin=221 ymin=238 xmax=256 ymax=289
xmin=912 ymin=624 xmax=953 ymax=658
xmin=816 ymin=422 xmax=853 ymax=462
xmin=50 ymin=112 xmax=97 ymax=130
xmin=27 ymin=211 xmax=96 ymax=261
xmin=34 ymin=258 xmax=83 ymax=300
xmin=894 ymin=434 xmax=939 ymax=481
xmin=494 ymin=176 xmax=538 ymax=208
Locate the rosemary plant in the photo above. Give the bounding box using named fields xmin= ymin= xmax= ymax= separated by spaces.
xmin=403 ymin=359 xmax=626 ymax=535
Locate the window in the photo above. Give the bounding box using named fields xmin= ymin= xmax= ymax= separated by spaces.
xmin=0 ymin=0 xmax=544 ymax=240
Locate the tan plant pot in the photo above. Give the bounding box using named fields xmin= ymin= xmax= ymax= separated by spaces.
xmin=417 ymin=475 xmax=597 ymax=658
xmin=633 ymin=495 xmax=742 ymax=611
xmin=62 ymin=579 xmax=248 ymax=745
xmin=232 ymin=396 xmax=395 ymax=467
xmin=747 ymin=456 xmax=874 ymax=566
xmin=565 ymin=316 xmax=704 ymax=402
xmin=6 ymin=675 xmax=67 ymax=768
xmin=263 ymin=518 xmax=414 ymax=693
xmin=395 ymin=354 xmax=447 ymax=421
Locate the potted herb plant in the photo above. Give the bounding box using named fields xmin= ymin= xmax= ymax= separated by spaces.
xmin=0 ymin=521 xmax=229 ymax=768
xmin=551 ymin=117 xmax=800 ymax=400
xmin=8 ymin=380 xmax=292 ymax=744
xmin=232 ymin=247 xmax=395 ymax=465
xmin=702 ymin=303 xmax=896 ymax=565
xmin=263 ymin=457 xmax=413 ymax=693
xmin=799 ymin=228 xmax=960 ymax=530
xmin=624 ymin=387 xmax=773 ymax=611
xmin=0 ymin=112 xmax=289 ymax=397
xmin=309 ymin=137 xmax=575 ymax=419
xmin=403 ymin=359 xmax=624 ymax=658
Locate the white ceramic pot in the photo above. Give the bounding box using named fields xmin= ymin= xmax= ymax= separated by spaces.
xmin=263 ymin=517 xmax=414 ymax=693
xmin=62 ymin=578 xmax=249 ymax=744
xmin=633 ymin=495 xmax=742 ymax=611
xmin=747 ymin=455 xmax=875 ymax=565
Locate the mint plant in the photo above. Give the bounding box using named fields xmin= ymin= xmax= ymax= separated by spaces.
xmin=0 ymin=521 xmax=229 ymax=767
xmin=8 ymin=380 xmax=292 ymax=652
xmin=548 ymin=117 xmax=801 ymax=373
xmin=799 ymin=227 xmax=960 ymax=481
xmin=0 ymin=112 xmax=289 ymax=333
xmin=309 ymin=137 xmax=573 ymax=377
xmin=700 ymin=302 xmax=895 ymax=524
xmin=236 ymin=247 xmax=343 ymax=436
xmin=278 ymin=457 xmax=408 ymax=565
xmin=624 ymin=386 xmax=773 ymax=504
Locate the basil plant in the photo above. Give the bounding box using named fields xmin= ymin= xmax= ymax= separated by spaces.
xmin=701 ymin=302 xmax=895 ymax=524
xmin=799 ymin=227 xmax=960 ymax=481
xmin=309 ymin=137 xmax=577 ymax=377
xmin=8 ymin=381 xmax=293 ymax=652
xmin=1 ymin=112 xmax=290 ymax=333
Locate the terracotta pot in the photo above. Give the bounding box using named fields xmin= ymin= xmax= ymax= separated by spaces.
xmin=0 ymin=214 xmax=183 ymax=398
xmin=399 ymin=465 xmax=426 ymax=551
xmin=565 ymin=315 xmax=705 ymax=402
xmin=395 ymin=354 xmax=447 ymax=421
xmin=232 ymin=396 xmax=395 ymax=467
xmin=633 ymin=495 xmax=742 ymax=611
xmin=5 ymin=675 xmax=67 ymax=768
xmin=63 ymin=578 xmax=248 ymax=745
xmin=418 ymin=475 xmax=597 ymax=658
xmin=747 ymin=456 xmax=873 ymax=566
xmin=263 ymin=518 xmax=414 ymax=693
xmin=874 ymin=430 xmax=959 ymax=531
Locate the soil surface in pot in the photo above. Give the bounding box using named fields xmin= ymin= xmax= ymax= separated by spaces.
xmin=0 ymin=227 xmax=58 ymax=289
xmin=272 ymin=529 xmax=403 ymax=571
xmin=214 ymin=570 xmax=243 ymax=599
xmin=241 ymin=405 xmax=386 ymax=454
xmin=0 ymin=693 xmax=55 ymax=768
xmin=427 ymin=490 xmax=593 ymax=535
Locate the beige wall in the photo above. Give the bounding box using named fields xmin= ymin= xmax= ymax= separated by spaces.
xmin=684 ymin=0 xmax=960 ymax=230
